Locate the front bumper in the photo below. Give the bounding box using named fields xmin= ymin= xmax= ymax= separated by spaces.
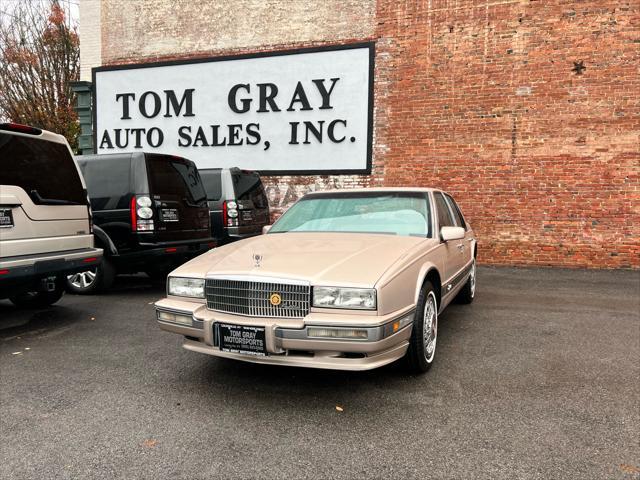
xmin=155 ymin=298 xmax=415 ymax=371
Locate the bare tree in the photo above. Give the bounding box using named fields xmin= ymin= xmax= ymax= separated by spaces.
xmin=0 ymin=0 xmax=80 ymax=149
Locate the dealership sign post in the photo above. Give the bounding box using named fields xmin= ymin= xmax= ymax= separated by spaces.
xmin=93 ymin=44 xmax=374 ymax=174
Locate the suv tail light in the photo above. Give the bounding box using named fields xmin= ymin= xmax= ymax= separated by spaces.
xmin=223 ymin=200 xmax=238 ymax=227
xmin=131 ymin=195 xmax=154 ymax=232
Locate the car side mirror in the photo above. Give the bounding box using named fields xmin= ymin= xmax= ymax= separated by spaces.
xmin=440 ymin=226 xmax=465 ymax=242
xmin=262 ymin=225 xmax=272 ymax=235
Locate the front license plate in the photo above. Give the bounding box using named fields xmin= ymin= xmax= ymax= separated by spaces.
xmin=161 ymin=208 xmax=179 ymax=222
xmin=0 ymin=208 xmax=14 ymax=228
xmin=218 ymin=324 xmax=266 ymax=356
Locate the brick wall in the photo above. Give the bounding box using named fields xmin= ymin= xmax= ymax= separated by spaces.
xmin=90 ymin=0 xmax=639 ymax=268
xmin=79 ymin=0 xmax=101 ymax=81
xmin=374 ymin=0 xmax=639 ymax=268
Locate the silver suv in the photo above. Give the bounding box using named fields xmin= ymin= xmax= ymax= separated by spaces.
xmin=0 ymin=123 xmax=103 ymax=307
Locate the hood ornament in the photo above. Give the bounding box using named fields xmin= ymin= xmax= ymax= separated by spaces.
xmin=252 ymin=253 xmax=263 ymax=268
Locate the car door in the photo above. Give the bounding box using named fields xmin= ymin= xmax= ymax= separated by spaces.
xmin=433 ymin=191 xmax=461 ymax=295
xmin=444 ymin=193 xmax=473 ymax=271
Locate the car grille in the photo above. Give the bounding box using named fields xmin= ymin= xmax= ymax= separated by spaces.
xmin=205 ymin=278 xmax=310 ymax=318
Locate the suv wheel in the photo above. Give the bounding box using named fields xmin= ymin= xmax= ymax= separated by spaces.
xmin=66 ymin=260 xmax=115 ymax=294
xmin=10 ymin=277 xmax=65 ymax=308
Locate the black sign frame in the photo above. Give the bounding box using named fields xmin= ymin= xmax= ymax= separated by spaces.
xmin=92 ymin=42 xmax=375 ymax=176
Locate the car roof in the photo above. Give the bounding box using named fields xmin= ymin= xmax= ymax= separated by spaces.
xmin=304 ymin=187 xmax=440 ymax=196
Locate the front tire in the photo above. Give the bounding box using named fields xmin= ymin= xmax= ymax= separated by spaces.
xmin=65 ymin=259 xmax=115 ymax=294
xmin=405 ymin=281 xmax=438 ymax=373
xmin=10 ymin=277 xmax=65 ymax=308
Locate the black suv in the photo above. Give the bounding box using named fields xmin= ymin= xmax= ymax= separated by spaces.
xmin=199 ymin=168 xmax=270 ymax=245
xmin=66 ymin=152 xmax=213 ymax=293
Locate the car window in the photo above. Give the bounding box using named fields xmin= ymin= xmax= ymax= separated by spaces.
xmin=232 ymin=172 xmax=268 ymax=209
xmin=145 ymin=155 xmax=207 ymax=203
xmin=78 ymin=156 xmax=131 ymax=210
xmin=200 ymin=170 xmax=222 ymax=201
xmin=0 ymin=133 xmax=85 ymax=205
xmin=270 ymin=192 xmax=431 ymax=237
xmin=433 ymin=192 xmax=455 ymax=228
xmin=444 ymin=193 xmax=466 ymax=229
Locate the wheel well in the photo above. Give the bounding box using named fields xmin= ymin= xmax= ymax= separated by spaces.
xmin=424 ymin=268 xmax=442 ymax=307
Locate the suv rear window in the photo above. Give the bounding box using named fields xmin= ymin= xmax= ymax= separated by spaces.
xmin=232 ymin=172 xmax=267 ymax=208
xmin=200 ymin=170 xmax=222 ymax=201
xmin=145 ymin=155 xmax=207 ymax=203
xmin=0 ymin=133 xmax=85 ymax=205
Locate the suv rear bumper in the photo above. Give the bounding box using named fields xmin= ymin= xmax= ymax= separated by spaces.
xmin=111 ymin=239 xmax=214 ymax=271
xmin=0 ymin=247 xmax=103 ymax=283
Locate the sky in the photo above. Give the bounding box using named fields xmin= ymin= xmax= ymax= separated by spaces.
xmin=0 ymin=0 xmax=79 ymax=29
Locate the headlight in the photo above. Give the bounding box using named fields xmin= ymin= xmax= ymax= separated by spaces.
xmin=168 ymin=277 xmax=205 ymax=298
xmin=312 ymin=287 xmax=376 ymax=310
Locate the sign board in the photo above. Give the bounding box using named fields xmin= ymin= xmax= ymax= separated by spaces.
xmin=93 ymin=44 xmax=374 ymax=175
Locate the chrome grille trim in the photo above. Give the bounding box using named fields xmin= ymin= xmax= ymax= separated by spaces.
xmin=205 ymin=276 xmax=310 ymax=318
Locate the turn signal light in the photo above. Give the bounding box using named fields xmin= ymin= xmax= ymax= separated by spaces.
xmin=157 ymin=310 xmax=192 ymax=326
xmin=307 ymin=327 xmax=368 ymax=340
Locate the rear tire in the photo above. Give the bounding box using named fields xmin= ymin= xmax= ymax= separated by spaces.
xmin=405 ymin=281 xmax=438 ymax=373
xmin=65 ymin=259 xmax=115 ymax=294
xmin=10 ymin=277 xmax=65 ymax=308
xmin=456 ymin=259 xmax=476 ymax=304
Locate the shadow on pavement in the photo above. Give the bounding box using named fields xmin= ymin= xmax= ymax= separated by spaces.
xmin=0 ymin=303 xmax=85 ymax=339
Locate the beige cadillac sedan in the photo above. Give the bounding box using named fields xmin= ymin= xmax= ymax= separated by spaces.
xmin=155 ymin=188 xmax=476 ymax=372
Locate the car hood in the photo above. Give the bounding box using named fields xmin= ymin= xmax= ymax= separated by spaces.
xmin=176 ymin=232 xmax=428 ymax=287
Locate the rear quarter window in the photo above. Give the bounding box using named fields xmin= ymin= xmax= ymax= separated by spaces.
xmin=200 ymin=170 xmax=222 ymax=201
xmin=232 ymin=172 xmax=268 ymax=209
xmin=78 ymin=156 xmax=131 ymax=210
xmin=0 ymin=133 xmax=85 ymax=205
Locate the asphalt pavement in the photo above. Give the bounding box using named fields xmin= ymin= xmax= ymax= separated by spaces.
xmin=1 ymin=267 xmax=639 ymax=479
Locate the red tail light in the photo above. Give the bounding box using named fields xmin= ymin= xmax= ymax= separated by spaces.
xmin=130 ymin=195 xmax=137 ymax=231
xmin=223 ymin=200 xmax=238 ymax=227
xmin=83 ymin=257 xmax=98 ymax=263
xmin=165 ymin=247 xmax=177 ymax=253
xmin=0 ymin=269 xmax=10 ymax=275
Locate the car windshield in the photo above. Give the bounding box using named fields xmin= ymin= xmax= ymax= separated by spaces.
xmin=270 ymin=192 xmax=432 ymax=237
